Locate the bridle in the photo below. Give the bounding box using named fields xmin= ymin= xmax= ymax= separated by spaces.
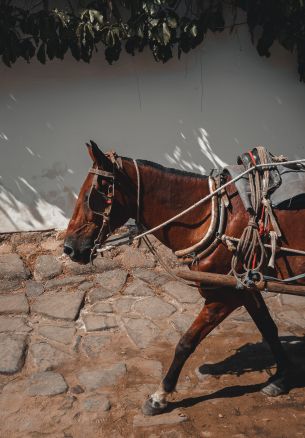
xmin=87 ymin=151 xmax=140 ymax=261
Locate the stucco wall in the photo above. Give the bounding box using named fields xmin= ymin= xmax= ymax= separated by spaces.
xmin=0 ymin=25 xmax=304 ymax=232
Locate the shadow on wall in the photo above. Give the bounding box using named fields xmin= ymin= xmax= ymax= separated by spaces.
xmin=0 ymin=155 xmax=77 ymax=232
xmin=0 ymin=124 xmax=225 ymax=232
xmin=165 ymin=127 xmax=227 ymax=173
xmin=1 ymin=22 xmax=305 ymax=232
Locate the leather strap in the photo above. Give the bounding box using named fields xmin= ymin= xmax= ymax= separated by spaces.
xmin=89 ymin=168 xmax=114 ymax=179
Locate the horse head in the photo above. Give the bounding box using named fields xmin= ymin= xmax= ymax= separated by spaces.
xmin=64 ymin=141 xmax=134 ymax=263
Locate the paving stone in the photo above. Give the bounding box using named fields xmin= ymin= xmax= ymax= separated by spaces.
xmin=0 ymin=254 xmax=29 ymax=290
xmin=83 ymin=314 xmax=118 ymax=332
xmin=17 ymin=243 xmax=40 ymax=259
xmin=78 ymin=362 xmax=127 ymax=390
xmin=45 ymin=275 xmax=88 ymax=290
xmin=280 ymin=294 xmax=305 ymax=307
xmin=94 ymin=269 xmax=127 ymax=292
xmin=82 ymin=394 xmax=111 ymax=412
xmin=149 ymin=243 xmax=179 ymax=269
xmin=128 ymin=357 xmax=163 ymax=380
xmin=34 ymin=255 xmax=63 ymax=281
xmin=81 ymin=334 xmax=111 ymax=357
xmin=114 ymin=297 xmax=137 ymax=314
xmin=277 ymin=310 xmax=305 ymax=329
xmin=91 ymin=258 xmax=120 ymax=273
xmin=0 ymin=253 xmax=28 ymax=279
xmin=26 ymin=371 xmax=68 ymax=396
xmin=65 ymin=257 xmax=119 ymax=275
xmin=162 ymin=327 xmax=180 ymax=345
xmin=64 ymin=261 xmax=94 ymax=276
xmin=25 ymin=280 xmax=44 ymax=298
xmin=0 ymin=243 xmax=13 ymax=254
xmin=91 ymin=302 xmax=113 ymax=313
xmin=87 ymin=287 xmax=114 ymax=303
xmin=170 ymin=314 xmax=194 ymax=334
xmin=123 ymin=317 xmax=160 ymax=349
xmin=132 ymin=268 xmax=172 ymax=287
xmin=2 ymin=378 xmax=27 ymax=394
xmin=79 ymin=281 xmax=95 ymax=291
xmin=31 ymin=290 xmax=85 ymax=320
xmin=41 ymin=238 xmax=63 ymax=253
xmin=37 ymin=325 xmax=76 ymax=345
xmin=0 ymin=334 xmax=27 ymax=374
xmin=133 ymin=411 xmax=188 ymax=427
xmin=119 ymin=246 xmax=156 ymax=269
xmin=133 ymin=297 xmax=176 ymax=319
xmin=123 ymin=279 xmax=155 ymax=297
xmin=0 ymin=316 xmax=31 ymax=333
xmin=0 ymin=294 xmax=29 ymax=315
xmin=29 ymin=341 xmax=72 ymax=371
xmin=162 ymin=281 xmax=200 ymax=304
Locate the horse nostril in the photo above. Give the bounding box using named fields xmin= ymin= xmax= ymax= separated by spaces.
xmin=63 ymin=244 xmax=74 ymax=257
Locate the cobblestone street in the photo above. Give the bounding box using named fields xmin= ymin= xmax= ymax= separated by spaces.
xmin=0 ymin=230 xmax=305 ymax=438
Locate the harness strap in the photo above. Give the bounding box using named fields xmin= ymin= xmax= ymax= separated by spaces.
xmin=89 ymin=168 xmax=114 ymax=178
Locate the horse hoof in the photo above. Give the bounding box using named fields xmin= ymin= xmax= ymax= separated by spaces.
xmin=142 ymin=397 xmax=168 ymax=416
xmin=261 ymin=381 xmax=288 ymax=397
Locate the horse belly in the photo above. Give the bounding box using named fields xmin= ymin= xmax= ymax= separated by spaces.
xmin=275 ymin=208 xmax=305 ymax=281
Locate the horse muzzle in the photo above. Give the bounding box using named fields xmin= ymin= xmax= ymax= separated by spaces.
xmin=63 ymin=236 xmax=93 ymax=264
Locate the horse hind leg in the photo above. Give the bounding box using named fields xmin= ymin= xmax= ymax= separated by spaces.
xmin=243 ymin=291 xmax=295 ymax=396
xmin=142 ymin=289 xmax=242 ymax=416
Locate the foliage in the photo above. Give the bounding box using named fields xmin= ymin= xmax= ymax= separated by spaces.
xmin=0 ymin=0 xmax=304 ymax=81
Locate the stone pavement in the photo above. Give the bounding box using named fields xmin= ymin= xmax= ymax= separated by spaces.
xmin=0 ymin=230 xmax=305 ymax=438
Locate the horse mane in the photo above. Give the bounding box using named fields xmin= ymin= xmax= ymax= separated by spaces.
xmin=122 ymin=157 xmax=207 ymax=180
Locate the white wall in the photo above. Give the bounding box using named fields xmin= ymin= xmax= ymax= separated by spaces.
xmin=0 ymin=25 xmax=305 ymax=232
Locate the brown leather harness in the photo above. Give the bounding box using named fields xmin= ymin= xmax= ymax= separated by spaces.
xmin=87 ymin=151 xmax=123 ymax=261
xmin=85 ymin=148 xmax=305 ymax=287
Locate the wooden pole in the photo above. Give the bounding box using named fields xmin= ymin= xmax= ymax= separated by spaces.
xmin=175 ymin=270 xmax=305 ymax=298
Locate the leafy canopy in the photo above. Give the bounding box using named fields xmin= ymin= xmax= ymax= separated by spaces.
xmin=0 ymin=0 xmax=304 ymax=81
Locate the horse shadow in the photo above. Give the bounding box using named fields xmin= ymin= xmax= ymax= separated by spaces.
xmin=167 ymin=335 xmax=305 ymax=411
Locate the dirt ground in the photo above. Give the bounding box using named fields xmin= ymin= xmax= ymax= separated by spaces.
xmin=0 ymin=230 xmax=305 ymax=438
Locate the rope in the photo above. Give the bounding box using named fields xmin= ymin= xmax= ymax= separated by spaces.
xmin=231 ymin=147 xmax=271 ymax=286
xmin=222 ymin=235 xmax=305 ymax=257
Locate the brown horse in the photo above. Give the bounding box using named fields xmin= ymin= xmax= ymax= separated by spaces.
xmin=64 ymin=141 xmax=304 ymax=415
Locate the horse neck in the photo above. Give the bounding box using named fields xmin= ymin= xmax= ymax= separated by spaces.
xmin=122 ymin=158 xmax=211 ymax=251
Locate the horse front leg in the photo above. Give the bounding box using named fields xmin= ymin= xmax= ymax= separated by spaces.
xmin=243 ymin=291 xmax=295 ymax=396
xmin=142 ymin=289 xmax=242 ymax=416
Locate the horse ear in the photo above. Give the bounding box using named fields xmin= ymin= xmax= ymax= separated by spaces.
xmin=86 ymin=140 xmax=112 ymax=171
xmin=86 ymin=143 xmax=96 ymax=162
